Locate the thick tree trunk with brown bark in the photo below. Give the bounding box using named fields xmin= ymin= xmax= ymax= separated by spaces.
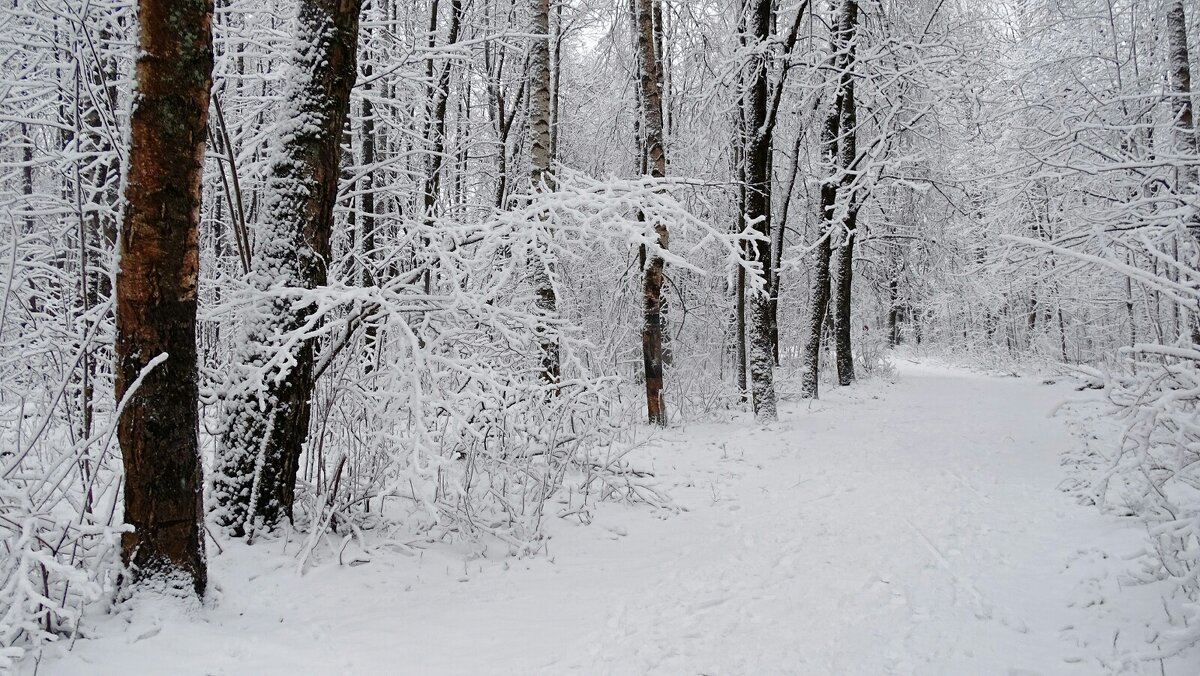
xmin=635 ymin=0 xmax=670 ymax=425
xmin=116 ymin=0 xmax=213 ymax=594
xmin=214 ymin=0 xmax=362 ymax=536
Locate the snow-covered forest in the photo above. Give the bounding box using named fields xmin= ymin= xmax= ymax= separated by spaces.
xmin=1 ymin=0 xmax=1199 ymax=672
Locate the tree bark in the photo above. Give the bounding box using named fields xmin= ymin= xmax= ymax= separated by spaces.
xmin=832 ymin=75 xmax=857 ymax=386
xmin=800 ymin=104 xmax=840 ymax=400
xmin=770 ymin=127 xmax=805 ymax=367
xmin=887 ymin=276 xmax=900 ymax=347
xmin=833 ymin=208 xmax=857 ymax=386
xmin=1166 ymin=0 xmax=1198 ymax=217
xmin=743 ymin=0 xmax=777 ymax=421
xmin=116 ymin=0 xmax=213 ymax=594
xmin=1165 ymin=0 xmax=1200 ymax=342
xmin=801 ymin=0 xmax=856 ymax=399
xmin=530 ymin=0 xmax=560 ymax=382
xmin=422 ymin=0 xmax=463 ymax=228
xmin=214 ymin=0 xmax=363 ymax=536
xmin=635 ymin=0 xmax=670 ymax=425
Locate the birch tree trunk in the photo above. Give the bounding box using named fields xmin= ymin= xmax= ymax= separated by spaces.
xmin=635 ymin=0 xmax=670 ymax=425
xmin=115 ymin=0 xmax=213 ymax=594
xmin=214 ymin=0 xmax=363 ymax=536
xmin=1166 ymin=0 xmax=1197 ymax=216
xmin=530 ymin=0 xmax=560 ymax=382
xmin=1165 ymin=0 xmax=1199 ymax=341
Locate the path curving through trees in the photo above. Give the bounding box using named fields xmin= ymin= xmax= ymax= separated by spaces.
xmin=42 ymin=362 xmax=1168 ymax=675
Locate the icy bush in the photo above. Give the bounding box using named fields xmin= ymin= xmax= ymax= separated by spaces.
xmin=1097 ymin=339 xmax=1200 ymax=656
xmin=0 ymin=292 xmax=124 ymax=660
xmin=1036 ymin=231 xmax=1200 ymax=659
xmin=207 ymin=169 xmax=742 ymax=551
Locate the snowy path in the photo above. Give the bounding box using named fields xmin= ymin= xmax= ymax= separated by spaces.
xmin=41 ymin=362 xmax=1162 ymax=675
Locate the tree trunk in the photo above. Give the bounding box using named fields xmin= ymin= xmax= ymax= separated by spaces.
xmin=736 ymin=266 xmax=747 ymax=396
xmin=550 ymin=0 xmax=564 ymax=168
xmin=800 ymin=111 xmax=840 ymax=400
xmin=359 ymin=5 xmax=380 ymax=364
xmin=887 ymin=276 xmax=900 ymax=347
xmin=360 ymin=74 xmax=377 ymax=286
xmin=832 ymin=69 xmax=857 ymax=386
xmin=1165 ymin=0 xmax=1200 ymax=342
xmin=742 ymin=0 xmax=777 ymax=421
xmin=422 ymin=0 xmax=463 ymax=228
xmin=1166 ymin=0 xmax=1198 ymax=220
xmin=801 ymin=0 xmax=856 ymax=399
xmin=214 ymin=0 xmax=363 ymax=537
xmin=833 ymin=209 xmax=856 ymax=385
xmin=484 ymin=10 xmax=525 ymax=211
xmin=635 ymin=0 xmax=669 ymax=425
xmin=770 ymin=127 xmax=805 ymax=367
xmin=530 ymin=0 xmax=560 ymax=383
xmin=116 ymin=0 xmax=213 ymax=594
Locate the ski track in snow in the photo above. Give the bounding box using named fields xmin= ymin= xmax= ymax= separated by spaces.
xmin=34 ymin=362 xmax=1186 ymax=675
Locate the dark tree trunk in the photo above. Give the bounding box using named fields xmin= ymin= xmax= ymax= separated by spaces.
xmin=887 ymin=279 xmax=901 ymax=347
xmin=800 ymin=115 xmax=839 ymax=399
xmin=743 ymin=0 xmax=777 ymax=421
xmin=422 ymin=0 xmax=463 ymax=227
xmin=21 ymin=123 xmax=36 ymax=235
xmin=832 ymin=70 xmax=857 ymax=386
xmin=359 ymin=9 xmax=380 ymax=365
xmin=484 ymin=8 xmax=525 ymax=211
xmin=833 ymin=209 xmax=856 ymax=385
xmin=736 ymin=266 xmax=747 ymax=396
xmin=635 ymin=0 xmax=670 ymax=425
xmin=116 ymin=0 xmax=213 ymax=594
xmin=361 ymin=73 xmax=377 ymax=286
xmin=801 ymin=0 xmax=856 ymax=399
xmin=214 ymin=0 xmax=363 ymax=536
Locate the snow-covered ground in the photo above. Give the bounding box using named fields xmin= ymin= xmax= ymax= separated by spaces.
xmin=30 ymin=361 xmax=1193 ymax=674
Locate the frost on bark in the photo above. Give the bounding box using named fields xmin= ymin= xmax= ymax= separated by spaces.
xmin=801 ymin=0 xmax=857 ymax=400
xmin=635 ymin=0 xmax=670 ymax=425
xmin=213 ymin=0 xmax=362 ymax=536
xmin=530 ymin=0 xmax=560 ymax=383
xmin=115 ymin=0 xmax=213 ymax=594
xmin=833 ymin=210 xmax=857 ymax=386
xmin=743 ymin=0 xmax=777 ymax=421
xmin=833 ymin=81 xmax=858 ymax=387
xmin=1166 ymin=0 xmax=1198 ymax=238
